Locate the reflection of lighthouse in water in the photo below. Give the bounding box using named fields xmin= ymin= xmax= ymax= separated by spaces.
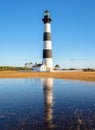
xmin=42 ymin=78 xmax=54 ymax=129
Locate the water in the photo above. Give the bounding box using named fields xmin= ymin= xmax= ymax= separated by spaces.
xmin=0 ymin=78 xmax=95 ymax=130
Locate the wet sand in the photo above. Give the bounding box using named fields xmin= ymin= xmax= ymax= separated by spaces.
xmin=0 ymin=71 xmax=95 ymax=82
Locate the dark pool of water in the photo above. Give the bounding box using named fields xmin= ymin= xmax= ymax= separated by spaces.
xmin=0 ymin=78 xmax=95 ymax=130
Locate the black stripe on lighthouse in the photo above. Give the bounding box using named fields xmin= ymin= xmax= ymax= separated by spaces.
xmin=43 ymin=49 xmax=52 ymax=58
xmin=42 ymin=17 xmax=51 ymax=24
xmin=43 ymin=32 xmax=51 ymax=41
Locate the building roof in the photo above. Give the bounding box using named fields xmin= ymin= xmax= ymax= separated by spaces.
xmin=33 ymin=64 xmax=46 ymax=67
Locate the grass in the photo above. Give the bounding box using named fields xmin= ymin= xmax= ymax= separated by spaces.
xmin=0 ymin=71 xmax=95 ymax=82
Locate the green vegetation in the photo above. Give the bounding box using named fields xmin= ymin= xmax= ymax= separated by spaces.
xmin=54 ymin=64 xmax=60 ymax=70
xmin=62 ymin=68 xmax=77 ymax=70
xmin=68 ymin=68 xmax=77 ymax=70
xmin=25 ymin=62 xmax=33 ymax=68
xmin=0 ymin=66 xmax=32 ymax=71
xmin=62 ymin=68 xmax=95 ymax=72
xmin=82 ymin=68 xmax=95 ymax=72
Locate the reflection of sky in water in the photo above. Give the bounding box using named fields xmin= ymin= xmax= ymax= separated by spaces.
xmin=0 ymin=78 xmax=95 ymax=130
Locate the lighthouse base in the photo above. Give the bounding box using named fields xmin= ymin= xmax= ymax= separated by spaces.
xmin=43 ymin=58 xmax=53 ymax=71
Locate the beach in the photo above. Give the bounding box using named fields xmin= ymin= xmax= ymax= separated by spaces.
xmin=0 ymin=71 xmax=95 ymax=82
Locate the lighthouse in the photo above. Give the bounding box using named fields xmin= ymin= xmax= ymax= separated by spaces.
xmin=42 ymin=10 xmax=53 ymax=71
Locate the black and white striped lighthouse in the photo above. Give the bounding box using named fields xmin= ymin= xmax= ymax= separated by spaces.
xmin=42 ymin=10 xmax=53 ymax=71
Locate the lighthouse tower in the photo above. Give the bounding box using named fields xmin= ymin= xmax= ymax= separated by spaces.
xmin=42 ymin=10 xmax=53 ymax=71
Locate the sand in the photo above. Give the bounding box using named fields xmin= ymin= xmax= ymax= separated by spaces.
xmin=0 ymin=71 xmax=95 ymax=82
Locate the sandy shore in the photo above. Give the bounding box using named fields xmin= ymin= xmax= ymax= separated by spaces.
xmin=0 ymin=71 xmax=95 ymax=82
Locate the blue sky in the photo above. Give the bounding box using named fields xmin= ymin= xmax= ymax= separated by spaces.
xmin=0 ymin=0 xmax=95 ymax=68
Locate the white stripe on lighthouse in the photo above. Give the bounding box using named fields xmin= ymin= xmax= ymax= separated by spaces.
xmin=44 ymin=23 xmax=51 ymax=32
xmin=43 ymin=41 xmax=52 ymax=50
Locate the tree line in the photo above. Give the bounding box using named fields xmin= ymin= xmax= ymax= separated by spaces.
xmin=0 ymin=66 xmax=32 ymax=71
xmin=82 ymin=68 xmax=95 ymax=72
xmin=0 ymin=63 xmax=95 ymax=72
xmin=0 ymin=62 xmax=33 ymax=71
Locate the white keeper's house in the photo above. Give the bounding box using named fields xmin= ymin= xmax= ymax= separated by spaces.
xmin=33 ymin=62 xmax=46 ymax=72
